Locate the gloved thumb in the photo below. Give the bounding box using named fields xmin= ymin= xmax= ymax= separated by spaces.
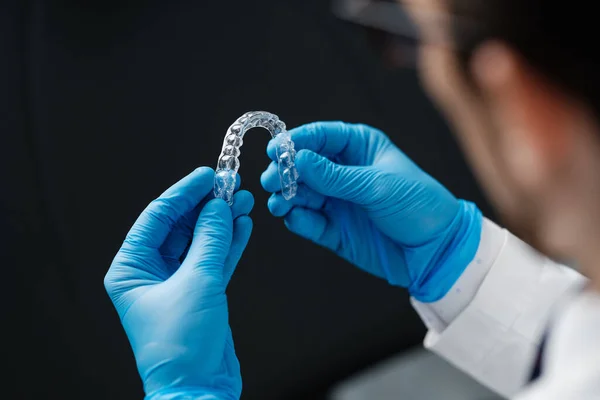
xmin=180 ymin=198 xmax=233 ymax=279
xmin=295 ymin=149 xmax=378 ymax=204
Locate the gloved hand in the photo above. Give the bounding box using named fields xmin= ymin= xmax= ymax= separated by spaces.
xmin=105 ymin=167 xmax=253 ymax=400
xmin=261 ymin=122 xmax=482 ymax=302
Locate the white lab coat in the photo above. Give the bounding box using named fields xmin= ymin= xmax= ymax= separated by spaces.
xmin=411 ymin=219 xmax=600 ymax=399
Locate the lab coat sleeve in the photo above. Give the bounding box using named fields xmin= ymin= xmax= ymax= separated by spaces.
xmin=411 ymin=218 xmax=587 ymax=398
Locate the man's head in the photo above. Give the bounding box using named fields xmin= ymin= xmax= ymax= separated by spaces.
xmin=404 ymin=0 xmax=600 ymax=278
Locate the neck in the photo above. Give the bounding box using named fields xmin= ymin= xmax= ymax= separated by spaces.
xmin=575 ymin=239 xmax=600 ymax=293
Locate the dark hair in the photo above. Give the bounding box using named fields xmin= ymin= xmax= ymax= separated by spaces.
xmin=451 ymin=1 xmax=599 ymax=115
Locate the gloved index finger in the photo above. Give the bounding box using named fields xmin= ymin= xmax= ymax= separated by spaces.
xmin=124 ymin=167 xmax=215 ymax=250
xmin=266 ymin=121 xmax=373 ymax=162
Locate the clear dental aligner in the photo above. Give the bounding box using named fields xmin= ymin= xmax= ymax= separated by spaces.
xmin=214 ymin=111 xmax=299 ymax=205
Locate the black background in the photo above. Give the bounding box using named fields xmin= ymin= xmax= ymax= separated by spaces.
xmin=0 ymin=0 xmax=492 ymax=399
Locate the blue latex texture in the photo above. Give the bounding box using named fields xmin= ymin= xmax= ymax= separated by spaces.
xmin=261 ymin=122 xmax=483 ymax=302
xmin=105 ymin=167 xmax=254 ymax=400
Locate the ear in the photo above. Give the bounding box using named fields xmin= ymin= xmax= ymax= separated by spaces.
xmin=469 ymin=41 xmax=573 ymax=190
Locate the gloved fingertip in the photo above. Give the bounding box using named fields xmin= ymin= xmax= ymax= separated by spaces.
xmin=232 ymin=215 xmax=253 ymax=244
xmin=294 ymin=149 xmax=326 ymax=184
xmin=234 ymin=214 xmax=253 ymax=233
xmin=294 ymin=149 xmax=316 ymax=170
xmin=234 ymin=173 xmax=242 ymax=191
xmin=193 ymin=166 xmax=215 ymax=177
xmin=267 ymin=193 xmax=278 ymax=210
xmin=267 ymin=193 xmax=290 ymax=217
xmin=231 ymin=190 xmax=254 ymax=217
xmin=296 ymin=148 xmax=320 ymax=160
xmin=266 ymin=139 xmax=278 ymax=161
xmin=259 ymin=169 xmax=270 ymax=190
xmin=260 ymin=162 xmax=280 ymax=193
xmin=200 ymin=198 xmax=232 ymax=220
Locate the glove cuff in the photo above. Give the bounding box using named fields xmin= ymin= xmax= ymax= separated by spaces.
xmin=407 ymin=200 xmax=483 ymax=302
xmin=145 ymin=387 xmax=238 ymax=400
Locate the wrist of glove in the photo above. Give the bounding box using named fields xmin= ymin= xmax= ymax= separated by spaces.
xmin=146 ymin=388 xmax=238 ymax=400
xmin=405 ymin=200 xmax=483 ymax=302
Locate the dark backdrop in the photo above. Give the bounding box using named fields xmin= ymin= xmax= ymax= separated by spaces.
xmin=0 ymin=0 xmax=492 ymax=399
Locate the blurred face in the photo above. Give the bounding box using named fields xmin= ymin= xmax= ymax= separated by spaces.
xmin=404 ymin=0 xmax=600 ymax=280
xmin=404 ymin=0 xmax=538 ymax=244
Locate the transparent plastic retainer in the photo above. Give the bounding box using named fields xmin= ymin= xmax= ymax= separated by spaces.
xmin=214 ymin=111 xmax=299 ymax=205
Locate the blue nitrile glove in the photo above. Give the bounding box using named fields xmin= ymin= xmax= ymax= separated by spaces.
xmin=105 ymin=167 xmax=254 ymax=400
xmin=261 ymin=122 xmax=482 ymax=302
